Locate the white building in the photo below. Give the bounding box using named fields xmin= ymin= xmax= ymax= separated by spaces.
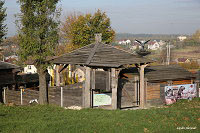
xmin=147 ymin=40 xmax=160 ymax=50
xmin=24 ymin=65 xmax=37 ymax=74
xmin=158 ymin=40 xmax=166 ymax=46
xmin=177 ymin=36 xmax=187 ymax=41
xmin=118 ymin=40 xmax=131 ymax=45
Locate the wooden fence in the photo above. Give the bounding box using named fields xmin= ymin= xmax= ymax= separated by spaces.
xmin=4 ymin=82 xmax=83 ymax=107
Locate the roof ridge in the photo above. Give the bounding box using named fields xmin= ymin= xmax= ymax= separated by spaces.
xmin=86 ymin=43 xmax=99 ymax=65
xmin=50 ymin=43 xmax=97 ymax=61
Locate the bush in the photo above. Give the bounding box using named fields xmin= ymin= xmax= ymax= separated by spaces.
xmin=179 ymin=61 xmax=200 ymax=69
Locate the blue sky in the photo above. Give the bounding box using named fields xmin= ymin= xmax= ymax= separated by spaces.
xmin=4 ymin=0 xmax=200 ymax=37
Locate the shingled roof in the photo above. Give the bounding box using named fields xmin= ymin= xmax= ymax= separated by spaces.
xmin=120 ymin=65 xmax=195 ymax=82
xmin=0 ymin=61 xmax=20 ymax=86
xmin=52 ymin=43 xmax=152 ymax=68
xmin=0 ymin=61 xmax=19 ymax=70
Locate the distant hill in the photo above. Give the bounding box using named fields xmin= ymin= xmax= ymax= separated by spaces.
xmin=115 ymin=33 xmax=184 ymax=41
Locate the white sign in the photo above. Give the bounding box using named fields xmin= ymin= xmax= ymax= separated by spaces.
xmin=93 ymin=93 xmax=112 ymax=106
xmin=165 ymin=84 xmax=197 ymax=104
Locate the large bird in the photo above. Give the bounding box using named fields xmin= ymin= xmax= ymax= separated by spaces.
xmin=135 ymin=39 xmax=150 ymax=50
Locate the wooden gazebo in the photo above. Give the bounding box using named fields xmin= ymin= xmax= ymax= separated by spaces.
xmin=51 ymin=35 xmax=152 ymax=109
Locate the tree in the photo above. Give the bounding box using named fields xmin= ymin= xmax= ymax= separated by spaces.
xmin=0 ymin=0 xmax=6 ymax=44
xmin=17 ymin=0 xmax=60 ymax=104
xmin=181 ymin=29 xmax=200 ymax=47
xmin=61 ymin=10 xmax=115 ymax=47
xmin=192 ymin=29 xmax=200 ymax=42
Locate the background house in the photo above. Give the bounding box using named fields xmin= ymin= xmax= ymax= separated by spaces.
xmin=147 ymin=40 xmax=160 ymax=50
xmin=177 ymin=35 xmax=187 ymax=41
xmin=24 ymin=65 xmax=37 ymax=74
xmin=176 ymin=58 xmax=191 ymax=63
xmin=118 ymin=39 xmax=131 ymax=45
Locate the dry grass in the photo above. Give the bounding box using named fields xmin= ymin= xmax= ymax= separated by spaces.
xmin=172 ymin=46 xmax=200 ymax=59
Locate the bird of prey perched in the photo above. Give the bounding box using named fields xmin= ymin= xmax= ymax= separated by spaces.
xmin=135 ymin=39 xmax=151 ymax=56
xmin=135 ymin=39 xmax=151 ymax=50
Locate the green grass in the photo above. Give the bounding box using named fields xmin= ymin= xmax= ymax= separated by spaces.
xmin=0 ymin=98 xmax=200 ymax=133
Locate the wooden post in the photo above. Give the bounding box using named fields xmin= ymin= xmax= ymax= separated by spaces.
xmin=56 ymin=65 xmax=60 ymax=86
xmin=91 ymin=69 xmax=95 ymax=107
xmin=144 ymin=78 xmax=148 ymax=106
xmin=111 ymin=68 xmax=118 ymax=110
xmin=167 ymin=80 xmax=173 ymax=86
xmin=106 ymin=69 xmax=111 ymax=91
xmin=139 ymin=64 xmax=148 ymax=109
xmin=84 ymin=67 xmax=91 ymax=108
xmin=191 ymin=79 xmax=194 ymax=84
xmin=68 ymin=64 xmax=72 ymax=78
xmin=91 ymin=69 xmax=95 ymax=90
xmin=3 ymin=87 xmax=6 ymax=104
xmin=134 ymin=76 xmax=139 ymax=106
xmin=196 ymin=80 xmax=200 ymax=98
xmin=20 ymin=88 xmax=23 ymax=105
xmin=61 ymin=87 xmax=63 ymax=107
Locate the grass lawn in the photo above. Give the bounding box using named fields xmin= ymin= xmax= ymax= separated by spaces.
xmin=0 ymin=98 xmax=200 ymax=133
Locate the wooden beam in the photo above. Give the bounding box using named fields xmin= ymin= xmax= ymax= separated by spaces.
xmin=134 ymin=76 xmax=139 ymax=106
xmin=195 ymin=80 xmax=200 ymax=98
xmin=59 ymin=64 xmax=69 ymax=73
xmin=68 ymin=64 xmax=72 ymax=78
xmin=86 ymin=44 xmax=99 ymax=65
xmin=144 ymin=78 xmax=148 ymax=105
xmin=91 ymin=69 xmax=95 ymax=90
xmin=83 ymin=67 xmax=91 ymax=108
xmin=111 ymin=68 xmax=118 ymax=110
xmin=106 ymin=69 xmax=111 ymax=91
xmin=167 ymin=81 xmax=173 ymax=86
xmin=91 ymin=69 xmax=95 ymax=107
xmin=191 ymin=79 xmax=193 ymax=84
xmin=56 ymin=65 xmax=60 ymax=86
xmin=139 ymin=64 xmax=148 ymax=109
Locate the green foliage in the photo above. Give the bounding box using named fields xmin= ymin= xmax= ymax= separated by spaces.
xmin=61 ymin=9 xmax=115 ymax=47
xmin=0 ymin=0 xmax=7 ymax=44
xmin=192 ymin=29 xmax=200 ymax=42
xmin=175 ymin=30 xmax=200 ymax=49
xmin=178 ymin=39 xmax=200 ymax=49
xmin=16 ymin=0 xmax=60 ymax=70
xmin=0 ymin=98 xmax=200 ymax=132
